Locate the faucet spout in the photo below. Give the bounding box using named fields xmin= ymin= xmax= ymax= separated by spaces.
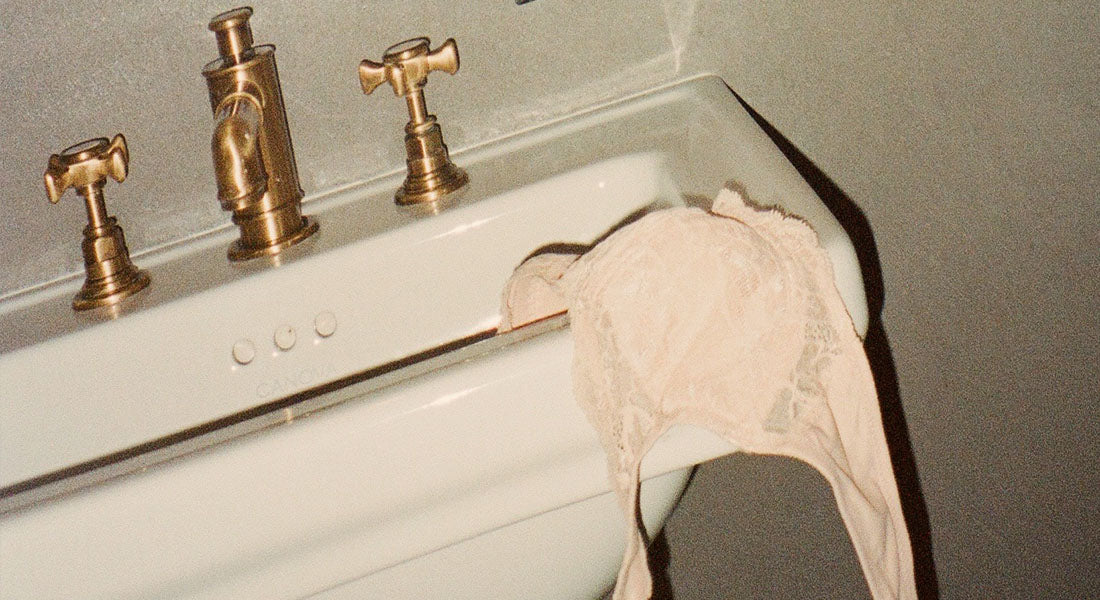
xmin=212 ymin=95 xmax=268 ymax=213
xmin=202 ymin=7 xmax=317 ymax=261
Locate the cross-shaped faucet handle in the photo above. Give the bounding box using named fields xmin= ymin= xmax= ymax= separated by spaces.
xmin=357 ymin=37 xmax=467 ymax=206
xmin=359 ymin=38 xmax=459 ymax=98
xmin=45 ymin=134 xmax=128 ymax=208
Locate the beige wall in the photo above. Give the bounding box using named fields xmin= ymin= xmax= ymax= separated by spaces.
xmin=3 ymin=1 xmax=1097 ymax=597
xmin=663 ymin=1 xmax=1099 ymax=598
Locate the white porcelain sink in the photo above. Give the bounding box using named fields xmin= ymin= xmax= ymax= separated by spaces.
xmin=0 ymin=75 xmax=867 ymax=599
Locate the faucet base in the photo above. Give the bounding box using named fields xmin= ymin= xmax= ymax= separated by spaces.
xmin=75 ymin=269 xmax=150 ymax=312
xmin=396 ymin=161 xmax=468 ymax=206
xmin=228 ymin=215 xmax=318 ymax=261
xmin=74 ymin=218 xmax=151 ymax=311
xmin=395 ymin=120 xmax=468 ymax=206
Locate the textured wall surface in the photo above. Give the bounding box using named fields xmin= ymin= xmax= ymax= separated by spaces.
xmin=3 ymin=1 xmax=1098 ymax=599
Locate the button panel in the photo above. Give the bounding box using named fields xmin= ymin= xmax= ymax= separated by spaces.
xmin=231 ymin=311 xmax=338 ymax=366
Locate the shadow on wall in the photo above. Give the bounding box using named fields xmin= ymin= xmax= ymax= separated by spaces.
xmin=645 ymin=89 xmax=941 ymax=600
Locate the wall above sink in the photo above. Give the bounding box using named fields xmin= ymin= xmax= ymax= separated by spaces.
xmin=0 ymin=0 xmax=684 ymax=297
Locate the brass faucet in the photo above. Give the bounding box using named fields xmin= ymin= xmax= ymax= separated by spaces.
xmin=201 ymin=7 xmax=317 ymax=261
xmin=44 ymin=134 xmax=150 ymax=311
xmin=359 ymin=38 xmax=468 ymax=206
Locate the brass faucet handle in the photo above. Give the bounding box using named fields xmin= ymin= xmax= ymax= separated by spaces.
xmin=43 ymin=133 xmax=149 ymax=311
xmin=44 ymin=134 xmax=129 ymax=205
xmin=358 ymin=37 xmax=467 ymax=205
xmin=359 ymin=37 xmax=460 ymax=97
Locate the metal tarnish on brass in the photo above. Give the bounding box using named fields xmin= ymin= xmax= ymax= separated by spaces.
xmin=359 ymin=37 xmax=469 ymax=205
xmin=44 ymin=134 xmax=150 ymax=311
xmin=203 ymin=6 xmax=317 ymax=261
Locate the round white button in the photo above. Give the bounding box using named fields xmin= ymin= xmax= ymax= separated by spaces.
xmin=274 ymin=325 xmax=296 ymax=351
xmin=315 ymin=311 xmax=337 ymax=337
xmin=232 ymin=339 xmax=256 ymax=365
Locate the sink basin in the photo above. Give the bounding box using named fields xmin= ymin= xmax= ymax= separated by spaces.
xmin=0 ymin=75 xmax=867 ymax=599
